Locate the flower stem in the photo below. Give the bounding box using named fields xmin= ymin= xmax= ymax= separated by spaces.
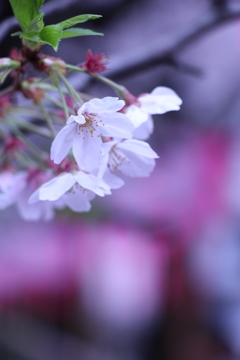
xmin=65 ymin=63 xmax=126 ymax=97
xmin=8 ymin=116 xmax=52 ymax=138
xmin=56 ymin=70 xmax=83 ymax=107
xmin=65 ymin=64 xmax=85 ymax=73
xmin=45 ymin=94 xmax=76 ymax=121
xmin=38 ymin=101 xmax=56 ymax=138
xmin=94 ymin=74 xmax=126 ymax=96
xmin=10 ymin=127 xmax=47 ymax=163
xmin=54 ymin=81 xmax=69 ymax=120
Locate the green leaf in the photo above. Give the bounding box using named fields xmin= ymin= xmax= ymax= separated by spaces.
xmin=39 ymin=25 xmax=63 ymax=51
xmin=8 ymin=0 xmax=45 ymax=32
xmin=37 ymin=0 xmax=45 ymax=8
xmin=56 ymin=14 xmax=102 ymax=29
xmin=61 ymin=27 xmax=103 ymax=39
xmin=26 ymin=14 xmax=44 ymax=32
xmin=21 ymin=33 xmax=42 ymax=43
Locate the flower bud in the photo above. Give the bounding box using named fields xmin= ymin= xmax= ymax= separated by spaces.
xmin=4 ymin=136 xmax=25 ymax=157
xmin=21 ymin=78 xmax=45 ymax=104
xmin=0 ymin=57 xmax=21 ymax=69
xmin=37 ymin=56 xmax=66 ymax=76
xmin=80 ymin=50 xmax=108 ymax=74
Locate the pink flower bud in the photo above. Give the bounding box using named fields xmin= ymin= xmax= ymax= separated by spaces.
xmin=38 ymin=56 xmax=66 ymax=76
xmin=21 ymin=78 xmax=45 ymax=104
xmin=4 ymin=136 xmax=25 ymax=156
xmin=80 ymin=49 xmax=108 ymax=74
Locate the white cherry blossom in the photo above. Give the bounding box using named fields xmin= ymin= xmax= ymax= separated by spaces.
xmin=0 ymin=170 xmax=57 ymax=220
xmin=51 ymin=97 xmax=134 ymax=173
xmin=100 ymin=139 xmax=159 ymax=178
xmin=125 ymin=86 xmax=182 ymax=140
xmin=29 ymin=170 xmax=124 ymax=212
xmin=0 ymin=170 xmax=26 ymax=210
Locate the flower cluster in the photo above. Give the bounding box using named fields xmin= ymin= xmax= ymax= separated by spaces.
xmin=0 ymin=47 xmax=182 ymax=221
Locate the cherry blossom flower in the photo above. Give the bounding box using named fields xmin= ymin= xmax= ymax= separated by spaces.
xmin=0 ymin=169 xmax=58 ymax=221
xmin=100 ymin=139 xmax=159 ymax=178
xmin=51 ymin=97 xmax=134 ymax=173
xmin=0 ymin=170 xmax=26 ymax=210
xmin=29 ymin=169 xmax=124 ymax=213
xmin=124 ymin=86 xmax=182 ymax=140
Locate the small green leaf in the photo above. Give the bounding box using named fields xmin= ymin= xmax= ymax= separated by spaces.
xmin=21 ymin=33 xmax=42 ymax=43
xmin=39 ymin=25 xmax=63 ymax=51
xmin=61 ymin=27 xmax=103 ymax=39
xmin=37 ymin=0 xmax=45 ymax=8
xmin=27 ymin=14 xmax=44 ymax=32
xmin=9 ymin=0 xmax=45 ymax=32
xmin=57 ymin=14 xmax=102 ymax=29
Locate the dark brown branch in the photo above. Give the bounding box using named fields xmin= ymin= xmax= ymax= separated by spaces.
xmin=106 ymin=7 xmax=240 ymax=80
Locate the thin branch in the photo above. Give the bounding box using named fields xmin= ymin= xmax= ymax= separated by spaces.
xmin=0 ymin=72 xmax=20 ymax=97
xmin=38 ymin=101 xmax=56 ymax=137
xmin=105 ymin=7 xmax=240 ymax=80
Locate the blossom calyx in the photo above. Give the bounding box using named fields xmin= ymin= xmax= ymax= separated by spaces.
xmin=37 ymin=56 xmax=66 ymax=76
xmin=21 ymin=78 xmax=45 ymax=103
xmin=0 ymin=57 xmax=21 ymax=70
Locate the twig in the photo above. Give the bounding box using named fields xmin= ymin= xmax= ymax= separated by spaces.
xmin=38 ymin=101 xmax=56 ymax=137
xmin=105 ymin=7 xmax=240 ymax=80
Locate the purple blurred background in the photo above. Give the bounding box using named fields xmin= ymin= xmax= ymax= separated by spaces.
xmin=1 ymin=0 xmax=240 ymax=359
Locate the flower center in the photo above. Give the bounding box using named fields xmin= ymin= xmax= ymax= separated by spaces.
xmin=67 ymin=182 xmax=88 ymax=195
xmin=77 ymin=112 xmax=103 ymax=139
xmin=109 ymin=148 xmax=129 ymax=172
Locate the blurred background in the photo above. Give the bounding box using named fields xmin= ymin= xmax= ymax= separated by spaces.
xmin=1 ymin=0 xmax=240 ymax=359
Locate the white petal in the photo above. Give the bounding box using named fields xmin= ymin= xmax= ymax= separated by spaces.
xmin=151 ymin=86 xmax=182 ymax=101
xmin=98 ymin=112 xmax=134 ymax=139
xmin=80 ymin=97 xmax=125 ymax=114
xmin=0 ymin=172 xmax=26 ymax=209
xmin=67 ymin=114 xmax=86 ymax=125
xmin=118 ymin=152 xmax=156 ymax=177
xmin=72 ymin=132 xmax=102 ymax=173
xmin=0 ymin=171 xmax=26 ymax=192
xmin=118 ymin=139 xmax=158 ymax=159
xmin=139 ymin=86 xmax=182 ymax=114
xmin=74 ymin=171 xmax=111 ymax=197
xmin=0 ymin=193 xmax=15 ymax=209
xmin=98 ymin=141 xmax=118 ymax=179
xmin=18 ymin=200 xmax=55 ymax=221
xmin=133 ymin=115 xmax=154 ymax=140
xmin=38 ymin=173 xmax=75 ymax=201
xmin=50 ymin=123 xmax=76 ymax=164
xmin=125 ymin=105 xmax=148 ymax=128
xmin=111 ymin=141 xmax=158 ymax=177
xmin=17 ymin=189 xmax=55 ymax=221
xmin=103 ymin=169 xmax=125 ymax=189
xmin=28 ymin=188 xmax=40 ymax=204
xmin=62 ymin=191 xmax=94 ymax=212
